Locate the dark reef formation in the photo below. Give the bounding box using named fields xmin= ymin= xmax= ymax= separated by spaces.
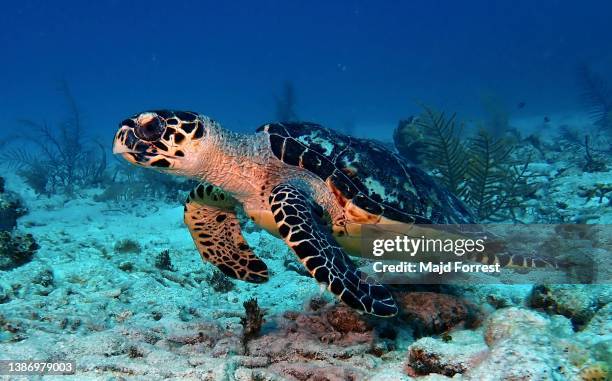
xmin=392 ymin=116 xmax=428 ymax=165
xmin=0 ymin=176 xmax=27 ymax=231
xmin=0 ymin=231 xmax=38 ymax=271
xmin=396 ymin=291 xmax=480 ymax=338
xmin=0 ymin=176 xmax=38 ymax=270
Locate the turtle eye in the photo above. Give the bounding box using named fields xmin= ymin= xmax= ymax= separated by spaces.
xmin=135 ymin=116 xmax=165 ymax=141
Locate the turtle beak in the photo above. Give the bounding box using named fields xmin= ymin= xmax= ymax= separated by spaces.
xmin=112 ymin=140 xmax=130 ymax=155
xmin=112 ymin=127 xmax=142 ymax=167
xmin=112 ymin=125 xmax=140 ymax=155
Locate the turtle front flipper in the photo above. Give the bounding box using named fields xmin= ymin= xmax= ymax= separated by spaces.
xmin=269 ymin=183 xmax=398 ymax=317
xmin=184 ymin=183 xmax=268 ymax=283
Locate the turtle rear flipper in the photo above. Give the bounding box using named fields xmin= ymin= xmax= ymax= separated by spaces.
xmin=184 ymin=183 xmax=268 ymax=283
xmin=269 ymin=183 xmax=398 ymax=317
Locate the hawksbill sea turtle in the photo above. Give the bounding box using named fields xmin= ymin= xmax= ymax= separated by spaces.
xmin=112 ymin=110 xmax=557 ymax=317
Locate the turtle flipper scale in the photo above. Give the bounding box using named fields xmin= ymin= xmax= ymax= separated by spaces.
xmin=269 ymin=183 xmax=398 ymax=317
xmin=184 ymin=183 xmax=268 ymax=283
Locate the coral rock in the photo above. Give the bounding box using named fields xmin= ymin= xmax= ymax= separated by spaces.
xmin=325 ymin=306 xmax=370 ymax=334
xmin=0 ymin=231 xmax=38 ymax=270
xmin=471 ymin=307 xmax=579 ymax=380
xmin=579 ymin=362 xmax=609 ymax=381
xmin=268 ymin=361 xmax=367 ymax=381
xmin=396 ymin=292 xmax=478 ymax=337
xmin=530 ymin=284 xmax=609 ymax=329
xmin=576 ymin=303 xmax=612 ymax=366
xmin=0 ymin=190 xmax=27 ymax=232
xmin=405 ymin=335 xmax=488 ymax=377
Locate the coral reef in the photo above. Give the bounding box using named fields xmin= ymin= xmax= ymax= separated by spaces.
xmin=0 ymin=231 xmax=38 ymax=270
xmin=0 ymin=107 xmax=609 ymax=379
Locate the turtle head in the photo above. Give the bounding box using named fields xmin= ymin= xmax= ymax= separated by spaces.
xmin=113 ymin=110 xmax=208 ymax=175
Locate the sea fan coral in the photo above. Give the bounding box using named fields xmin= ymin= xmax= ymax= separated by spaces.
xmin=394 ymin=107 xmax=533 ymax=221
xmin=413 ymin=107 xmax=468 ymax=195
xmin=463 ymin=130 xmax=532 ymax=221
xmin=578 ymin=63 xmax=612 ymax=131
xmin=0 ymin=82 xmax=107 ymax=196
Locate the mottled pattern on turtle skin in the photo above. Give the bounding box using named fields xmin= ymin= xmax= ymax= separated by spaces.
xmin=114 ymin=110 xmax=206 ymax=167
xmin=184 ymin=183 xmax=269 ymax=283
xmin=257 ymin=122 xmax=476 ymax=225
xmin=269 ymin=183 xmax=398 ymax=316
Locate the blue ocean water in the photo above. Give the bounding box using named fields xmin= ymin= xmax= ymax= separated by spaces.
xmin=0 ymin=1 xmax=611 ymax=379
xmin=1 ymin=1 xmax=612 ymax=139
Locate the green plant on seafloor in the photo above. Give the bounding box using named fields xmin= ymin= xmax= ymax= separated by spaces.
xmin=395 ymin=106 xmax=533 ymax=222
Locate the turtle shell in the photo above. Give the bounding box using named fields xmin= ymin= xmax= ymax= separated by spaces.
xmin=257 ymin=122 xmax=476 ymax=225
